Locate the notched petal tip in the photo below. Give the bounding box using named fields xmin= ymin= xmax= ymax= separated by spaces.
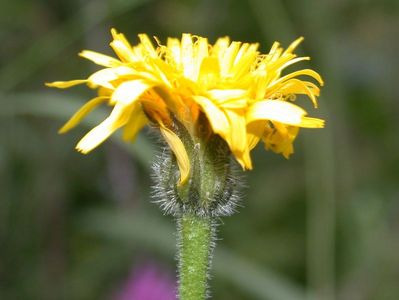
xmin=75 ymin=145 xmax=90 ymax=155
xmin=75 ymin=136 xmax=99 ymax=154
xmin=301 ymin=117 xmax=325 ymax=128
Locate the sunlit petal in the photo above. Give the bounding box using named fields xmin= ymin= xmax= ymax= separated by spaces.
xmin=88 ymin=66 xmax=135 ymax=89
xmin=138 ymin=34 xmax=158 ymax=57
xmin=225 ymin=109 xmax=247 ymax=156
xmin=76 ymin=102 xmax=134 ymax=153
xmin=247 ymin=100 xmax=324 ymax=128
xmin=193 ymin=96 xmax=229 ymax=139
xmin=110 ymin=79 xmax=153 ymax=105
xmin=79 ymin=50 xmax=121 ymax=67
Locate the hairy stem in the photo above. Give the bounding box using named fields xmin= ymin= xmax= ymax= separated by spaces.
xmin=177 ymin=214 xmax=215 ymax=300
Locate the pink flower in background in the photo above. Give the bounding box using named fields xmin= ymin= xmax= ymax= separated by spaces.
xmin=114 ymin=262 xmax=176 ymax=300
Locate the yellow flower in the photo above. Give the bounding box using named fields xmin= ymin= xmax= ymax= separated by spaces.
xmin=46 ymin=29 xmax=324 ymax=184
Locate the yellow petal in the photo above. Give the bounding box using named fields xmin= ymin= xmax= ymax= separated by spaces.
xmin=111 ymin=28 xmax=132 ymax=48
xmin=76 ymin=101 xmax=135 ymax=153
xmin=246 ymin=121 xmax=265 ymax=150
xmin=207 ymin=89 xmax=246 ymax=102
xmin=267 ymin=41 xmax=281 ymax=58
xmin=263 ymin=123 xmax=299 ymax=158
xmin=45 ymin=80 xmax=87 ymax=89
xmin=241 ymin=149 xmax=253 ymax=170
xmin=97 ymin=86 xmax=113 ymax=97
xmin=181 ymin=34 xmax=194 ymax=79
xmin=213 ymin=37 xmax=230 ymax=51
xmin=234 ymin=149 xmax=252 ymax=170
xmin=247 ymin=100 xmax=304 ymax=125
xmin=232 ymin=43 xmax=259 ymax=79
xmin=199 ymin=57 xmax=220 ymax=86
xmin=79 ymin=50 xmax=121 ymax=67
xmin=221 ymin=41 xmax=241 ymax=76
xmin=278 ymin=56 xmax=310 ymax=72
xmin=122 ymin=104 xmax=148 ymax=141
xmin=110 ymin=80 xmax=152 ymax=105
xmin=225 ymin=109 xmax=247 ymax=155
xmin=283 ymin=37 xmax=304 ymax=55
xmin=299 ymin=117 xmax=325 ymax=128
xmin=193 ymin=96 xmax=229 ymax=139
xmin=247 ymin=100 xmax=324 ymax=128
xmin=271 ymin=69 xmax=324 ymax=87
xmin=278 ymin=78 xmax=318 ymax=107
xmin=167 ymin=37 xmax=181 ymax=66
xmin=159 ymin=125 xmax=190 ymax=185
xmin=110 ymin=40 xmax=136 ymax=62
xmin=110 ymin=29 xmax=136 ymax=62
xmin=212 ymin=37 xmax=230 ymax=63
xmin=88 ymin=66 xmax=134 ymax=89
xmin=190 ymin=37 xmax=209 ymax=81
xmin=277 ymin=79 xmax=320 ymax=95
xmin=59 ymin=96 xmax=109 ymax=134
xmin=138 ymin=34 xmax=158 ymax=57
xmin=275 ymin=79 xmax=320 ymax=107
xmin=207 ymin=89 xmax=247 ymax=108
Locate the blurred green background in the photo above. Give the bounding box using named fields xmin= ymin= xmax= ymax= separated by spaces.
xmin=1 ymin=0 xmax=399 ymax=299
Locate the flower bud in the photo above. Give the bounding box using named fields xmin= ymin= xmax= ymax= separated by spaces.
xmin=152 ymin=118 xmax=243 ymax=217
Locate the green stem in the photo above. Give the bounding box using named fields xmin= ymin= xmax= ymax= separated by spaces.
xmin=178 ymin=213 xmax=215 ymax=300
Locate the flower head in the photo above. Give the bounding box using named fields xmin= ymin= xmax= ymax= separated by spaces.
xmin=46 ymin=29 xmax=324 ymax=184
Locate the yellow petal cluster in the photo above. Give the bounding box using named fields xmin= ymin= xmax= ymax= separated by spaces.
xmin=46 ymin=29 xmax=324 ymax=184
